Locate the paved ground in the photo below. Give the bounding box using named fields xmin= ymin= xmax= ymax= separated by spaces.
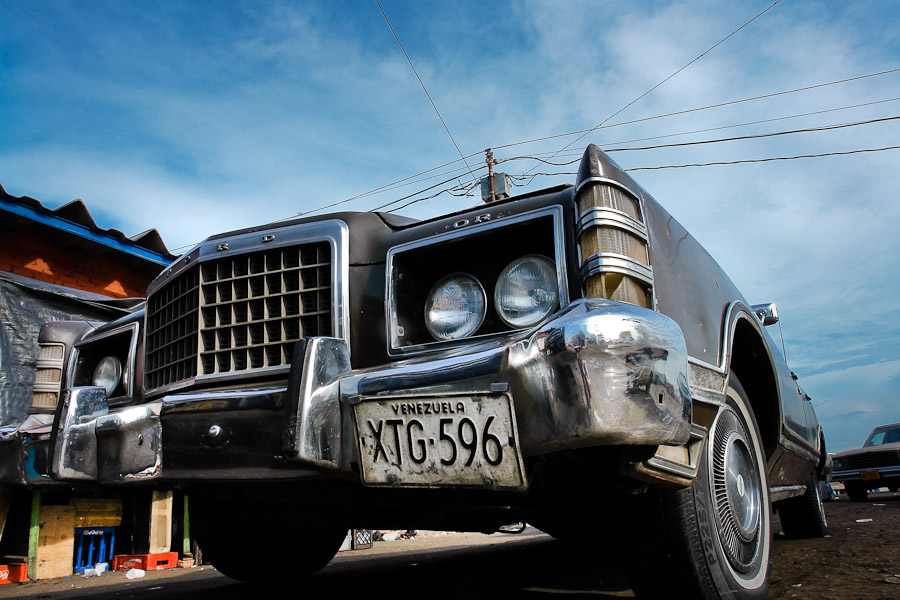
xmin=2 ymin=491 xmax=897 ymax=599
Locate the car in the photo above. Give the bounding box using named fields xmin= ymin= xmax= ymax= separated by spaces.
xmin=19 ymin=145 xmax=828 ymax=599
xmin=832 ymin=423 xmax=900 ymax=501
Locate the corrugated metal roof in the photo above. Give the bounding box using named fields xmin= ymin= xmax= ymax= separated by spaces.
xmin=0 ymin=181 xmax=177 ymax=266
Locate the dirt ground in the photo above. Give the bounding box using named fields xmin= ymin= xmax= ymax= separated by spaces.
xmin=769 ymin=490 xmax=900 ymax=599
xmin=2 ymin=490 xmax=896 ymax=598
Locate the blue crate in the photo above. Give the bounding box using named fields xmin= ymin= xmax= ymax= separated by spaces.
xmin=73 ymin=527 xmax=116 ymax=573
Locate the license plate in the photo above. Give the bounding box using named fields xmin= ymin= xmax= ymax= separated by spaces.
xmin=860 ymin=469 xmax=881 ymax=481
xmin=354 ymin=393 xmax=526 ymax=490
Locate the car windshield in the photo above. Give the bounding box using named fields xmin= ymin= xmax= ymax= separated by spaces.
xmin=865 ymin=425 xmax=900 ymax=447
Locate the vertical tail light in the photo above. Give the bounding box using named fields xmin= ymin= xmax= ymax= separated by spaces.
xmin=32 ymin=343 xmax=65 ymax=410
xmin=576 ymin=182 xmax=653 ymax=308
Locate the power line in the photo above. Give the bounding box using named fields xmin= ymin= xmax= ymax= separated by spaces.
xmin=492 ymin=68 xmax=900 ymax=154
xmin=375 ymin=0 xmax=477 ymax=183
xmin=626 ymin=145 xmax=900 ymax=171
xmin=295 ymin=71 xmax=900 ymax=219
xmin=599 ymin=97 xmax=900 ymax=148
xmin=542 ymin=0 xmax=784 ymax=164
xmin=605 ymin=115 xmax=900 ymax=153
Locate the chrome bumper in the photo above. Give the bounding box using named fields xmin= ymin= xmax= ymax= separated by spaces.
xmin=49 ymin=298 xmax=693 ymax=485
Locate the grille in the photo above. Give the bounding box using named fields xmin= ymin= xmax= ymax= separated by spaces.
xmin=145 ymin=241 xmax=333 ymax=392
xmin=845 ymin=450 xmax=900 ymax=470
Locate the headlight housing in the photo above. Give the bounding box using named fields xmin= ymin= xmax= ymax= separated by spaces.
xmin=92 ymin=356 xmax=123 ymax=396
xmin=425 ymin=274 xmax=487 ymax=341
xmin=494 ymin=255 xmax=559 ymax=327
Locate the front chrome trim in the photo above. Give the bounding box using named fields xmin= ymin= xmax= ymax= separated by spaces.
xmin=574 ymin=175 xmax=643 ymax=203
xmin=580 ymin=253 xmax=654 ymax=286
xmin=71 ymin=322 xmax=139 ymax=404
xmin=385 ymin=206 xmax=569 ymax=358
xmin=576 ymin=206 xmax=648 ymax=241
xmin=283 ymin=337 xmax=351 ymax=470
xmin=51 ymin=386 xmax=109 ymax=481
xmin=347 ymin=298 xmax=692 ymax=459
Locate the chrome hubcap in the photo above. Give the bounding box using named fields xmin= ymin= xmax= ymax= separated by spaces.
xmin=710 ymin=407 xmax=762 ymax=572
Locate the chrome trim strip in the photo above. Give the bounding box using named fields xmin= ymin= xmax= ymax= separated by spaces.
xmin=576 ymin=206 xmax=648 ymax=240
xmin=688 ymin=360 xmax=727 ymax=406
xmin=574 ymin=176 xmax=644 ymax=204
xmin=385 ymin=206 xmax=569 ymax=357
xmin=779 ymin=434 xmax=820 ymax=463
xmin=580 ymin=253 xmax=654 ymax=285
xmin=770 ymin=484 xmax=806 ymax=503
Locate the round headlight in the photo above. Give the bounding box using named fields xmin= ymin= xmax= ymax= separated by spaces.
xmin=494 ymin=255 xmax=559 ymax=328
xmin=92 ymin=356 xmax=122 ymax=396
xmin=425 ymin=274 xmax=486 ymax=341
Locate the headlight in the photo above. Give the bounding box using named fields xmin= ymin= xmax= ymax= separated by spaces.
xmin=494 ymin=255 xmax=559 ymax=328
xmin=92 ymin=356 xmax=122 ymax=396
xmin=425 ymin=274 xmax=486 ymax=340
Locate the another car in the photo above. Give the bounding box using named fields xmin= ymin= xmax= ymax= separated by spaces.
xmin=832 ymin=423 xmax=900 ymax=501
xmin=13 ymin=145 xmax=828 ymax=599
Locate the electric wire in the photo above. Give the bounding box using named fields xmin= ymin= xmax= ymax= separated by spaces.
xmin=294 ymin=73 xmax=900 ymax=218
xmin=375 ymin=0 xmax=478 ymax=183
xmin=540 ymin=0 xmax=784 ymax=164
xmin=493 ymin=68 xmax=900 ymax=153
xmin=605 ymin=115 xmax=900 ymax=153
xmin=626 ymin=145 xmax=900 ymax=171
xmin=599 ymin=97 xmax=900 ymax=148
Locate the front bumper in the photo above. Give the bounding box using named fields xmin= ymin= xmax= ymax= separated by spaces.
xmin=48 ymin=298 xmax=693 ymax=486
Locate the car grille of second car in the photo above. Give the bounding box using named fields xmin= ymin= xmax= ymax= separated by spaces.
xmin=843 ymin=450 xmax=900 ymax=470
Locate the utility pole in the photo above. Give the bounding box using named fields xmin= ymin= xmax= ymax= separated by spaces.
xmin=485 ymin=148 xmax=496 ymax=203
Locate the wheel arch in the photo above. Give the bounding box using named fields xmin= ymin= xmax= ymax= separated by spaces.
xmin=725 ymin=311 xmax=781 ymax=461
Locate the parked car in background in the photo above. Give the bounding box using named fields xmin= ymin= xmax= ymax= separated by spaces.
xmin=13 ymin=145 xmax=829 ymax=599
xmin=832 ymin=423 xmax=900 ymax=501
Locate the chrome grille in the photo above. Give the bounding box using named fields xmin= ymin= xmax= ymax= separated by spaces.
xmin=144 ymin=240 xmax=333 ymax=393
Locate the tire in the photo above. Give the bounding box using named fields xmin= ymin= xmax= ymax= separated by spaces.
xmin=622 ymin=376 xmax=771 ymax=599
xmin=845 ymin=483 xmax=868 ymax=502
xmin=778 ymin=470 xmax=828 ymax=537
xmin=192 ymin=501 xmax=346 ymax=583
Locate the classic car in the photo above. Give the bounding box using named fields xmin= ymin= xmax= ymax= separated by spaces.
xmin=832 ymin=422 xmax=900 ymax=501
xmin=19 ymin=145 xmax=828 ymax=598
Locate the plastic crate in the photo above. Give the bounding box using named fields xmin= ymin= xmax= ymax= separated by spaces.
xmin=113 ymin=552 xmax=178 ymax=571
xmin=6 ymin=564 xmax=27 ymax=583
xmin=74 ymin=527 xmax=116 ymax=574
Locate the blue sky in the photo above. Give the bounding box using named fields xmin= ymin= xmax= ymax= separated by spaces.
xmin=1 ymin=0 xmax=898 ymax=452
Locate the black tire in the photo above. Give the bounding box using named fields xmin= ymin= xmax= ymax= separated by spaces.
xmin=778 ymin=470 xmax=828 ymax=537
xmin=845 ymin=483 xmax=868 ymax=502
xmin=622 ymin=376 xmax=771 ymax=599
xmin=199 ymin=526 xmax=345 ymax=582
xmin=192 ymin=501 xmax=346 ymax=583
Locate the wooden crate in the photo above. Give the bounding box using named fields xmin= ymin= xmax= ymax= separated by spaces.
xmin=35 ymin=505 xmax=75 ymax=580
xmin=71 ymin=498 xmax=122 ymax=528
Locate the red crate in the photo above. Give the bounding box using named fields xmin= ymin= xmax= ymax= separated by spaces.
xmin=113 ymin=552 xmax=178 ymax=571
xmin=0 ymin=565 xmax=9 ymax=584
xmin=6 ymin=563 xmax=27 ymax=583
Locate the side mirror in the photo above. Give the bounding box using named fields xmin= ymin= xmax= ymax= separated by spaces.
xmin=751 ymin=303 xmax=779 ymax=326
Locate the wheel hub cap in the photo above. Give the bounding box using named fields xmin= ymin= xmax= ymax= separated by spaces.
xmin=710 ymin=408 xmax=762 ymax=572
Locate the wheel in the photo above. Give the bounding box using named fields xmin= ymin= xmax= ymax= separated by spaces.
xmin=621 ymin=376 xmax=771 ymax=599
xmin=778 ymin=470 xmax=827 ymax=537
xmin=192 ymin=500 xmax=346 ymax=583
xmin=198 ymin=526 xmax=346 ymax=582
xmin=845 ymin=483 xmax=868 ymax=502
